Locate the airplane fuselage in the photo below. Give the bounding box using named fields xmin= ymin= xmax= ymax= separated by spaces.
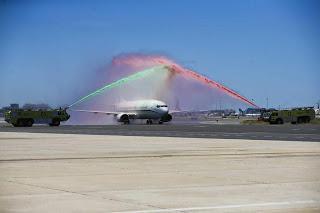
xmin=117 ymin=99 xmax=170 ymax=120
xmin=72 ymin=99 xmax=172 ymax=124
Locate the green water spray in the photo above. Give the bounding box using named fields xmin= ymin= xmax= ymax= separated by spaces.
xmin=69 ymin=65 xmax=167 ymax=108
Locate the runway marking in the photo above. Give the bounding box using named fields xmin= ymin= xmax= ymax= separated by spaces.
xmin=114 ymin=200 xmax=317 ymax=213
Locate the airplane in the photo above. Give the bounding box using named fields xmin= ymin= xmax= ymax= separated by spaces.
xmin=71 ymin=99 xmax=173 ymax=124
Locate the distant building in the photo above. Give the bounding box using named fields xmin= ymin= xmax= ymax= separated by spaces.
xmin=0 ymin=104 xmax=19 ymax=117
xmin=172 ymin=109 xmax=236 ymax=119
xmin=10 ymin=104 xmax=19 ymax=109
xmin=3 ymin=104 xmax=19 ymax=109
xmin=243 ymin=108 xmax=262 ymax=117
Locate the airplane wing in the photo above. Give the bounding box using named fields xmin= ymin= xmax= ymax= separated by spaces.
xmin=70 ymin=109 xmax=137 ymax=117
xmin=170 ymin=109 xmax=195 ymax=114
xmin=70 ymin=109 xmax=119 ymax=115
xmin=170 ymin=110 xmax=183 ymax=113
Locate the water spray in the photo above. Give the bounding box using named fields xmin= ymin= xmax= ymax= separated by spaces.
xmin=69 ymin=65 xmax=167 ymax=108
xmin=69 ymin=54 xmax=258 ymax=110
xmin=168 ymin=65 xmax=258 ymax=107
xmin=111 ymin=54 xmax=258 ymax=107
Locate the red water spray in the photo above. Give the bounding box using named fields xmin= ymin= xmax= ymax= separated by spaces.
xmin=168 ymin=65 xmax=258 ymax=107
xmin=111 ymin=54 xmax=259 ymax=108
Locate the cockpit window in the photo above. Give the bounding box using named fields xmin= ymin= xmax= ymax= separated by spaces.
xmin=157 ymin=105 xmax=167 ymax=108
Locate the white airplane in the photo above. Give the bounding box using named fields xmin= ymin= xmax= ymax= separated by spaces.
xmin=71 ymin=99 xmax=172 ymax=124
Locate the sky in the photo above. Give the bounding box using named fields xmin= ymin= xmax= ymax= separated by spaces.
xmin=0 ymin=0 xmax=319 ymax=109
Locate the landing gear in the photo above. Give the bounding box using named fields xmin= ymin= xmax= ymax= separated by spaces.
xmin=146 ymin=119 xmax=153 ymax=125
xmin=123 ymin=119 xmax=130 ymax=125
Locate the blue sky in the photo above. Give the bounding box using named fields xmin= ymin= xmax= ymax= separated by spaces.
xmin=1 ymin=0 xmax=319 ymax=109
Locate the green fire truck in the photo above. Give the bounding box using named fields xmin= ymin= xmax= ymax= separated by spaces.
xmin=269 ymin=107 xmax=315 ymax=124
xmin=4 ymin=108 xmax=70 ymax=127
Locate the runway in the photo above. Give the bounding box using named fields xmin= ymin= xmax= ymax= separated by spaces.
xmin=0 ymin=123 xmax=320 ymax=142
xmin=0 ymin=132 xmax=319 ymax=212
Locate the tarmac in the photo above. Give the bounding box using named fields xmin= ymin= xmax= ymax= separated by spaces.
xmin=0 ymin=132 xmax=320 ymax=212
xmin=0 ymin=123 xmax=320 ymax=142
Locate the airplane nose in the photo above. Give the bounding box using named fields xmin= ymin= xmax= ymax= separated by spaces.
xmin=163 ymin=107 xmax=169 ymax=113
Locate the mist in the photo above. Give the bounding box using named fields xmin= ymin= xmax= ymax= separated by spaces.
xmin=67 ymin=53 xmax=251 ymax=124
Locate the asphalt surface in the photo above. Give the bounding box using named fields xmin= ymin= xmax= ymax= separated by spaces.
xmin=1 ymin=123 xmax=319 ymax=142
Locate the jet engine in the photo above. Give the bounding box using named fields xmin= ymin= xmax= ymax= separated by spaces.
xmin=116 ymin=113 xmax=129 ymax=123
xmin=161 ymin=114 xmax=172 ymax=122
